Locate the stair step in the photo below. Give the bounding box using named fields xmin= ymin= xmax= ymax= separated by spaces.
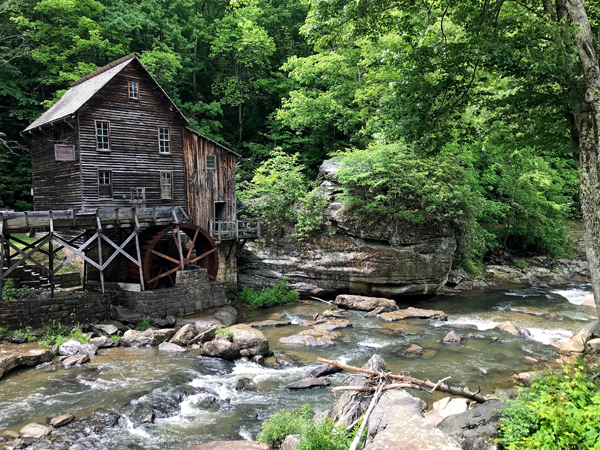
xmin=21 ymin=281 xmax=41 ymax=288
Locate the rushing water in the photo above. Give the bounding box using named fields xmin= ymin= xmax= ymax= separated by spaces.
xmin=0 ymin=283 xmax=594 ymax=449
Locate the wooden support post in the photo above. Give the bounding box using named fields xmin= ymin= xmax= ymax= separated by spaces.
xmin=135 ymin=231 xmax=145 ymax=292
xmin=218 ymin=221 xmax=222 ymax=242
xmin=236 ymin=220 xmax=239 ymax=240
xmin=49 ymin=212 xmax=54 ymax=298
xmin=257 ymin=218 xmax=261 ymax=238
xmin=0 ymin=236 xmax=5 ymax=298
xmin=97 ymin=212 xmax=104 ymax=293
xmin=175 ymin=225 xmax=185 ymax=270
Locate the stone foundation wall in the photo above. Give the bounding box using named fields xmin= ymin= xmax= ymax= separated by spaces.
xmin=0 ymin=292 xmax=110 ymax=329
xmin=216 ymin=241 xmax=239 ymax=295
xmin=109 ymin=268 xmax=229 ymax=316
xmin=0 ymin=269 xmax=228 ymax=329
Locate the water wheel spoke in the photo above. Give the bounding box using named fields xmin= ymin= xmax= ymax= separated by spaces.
xmin=190 ymin=247 xmax=217 ymax=264
xmin=186 ymin=228 xmax=200 ymax=261
xmin=151 ymin=249 xmax=180 ymax=265
xmin=148 ymin=265 xmax=180 ymax=285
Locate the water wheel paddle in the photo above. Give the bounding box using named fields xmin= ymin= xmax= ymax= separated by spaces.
xmin=128 ymin=224 xmax=218 ymax=289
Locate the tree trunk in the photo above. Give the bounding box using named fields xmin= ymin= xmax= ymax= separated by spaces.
xmin=563 ymin=0 xmax=600 ymax=316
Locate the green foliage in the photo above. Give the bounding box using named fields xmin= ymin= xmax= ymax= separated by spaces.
xmin=513 ymin=259 xmax=528 ymax=270
xmin=215 ymin=327 xmax=234 ymax=338
xmin=293 ymin=188 xmax=329 ymax=242
xmin=138 ymin=318 xmax=150 ymax=331
xmin=2 ymin=278 xmax=17 ymax=301
xmin=239 ymin=278 xmax=299 ymax=309
xmin=498 ymin=364 xmax=600 ymax=450
xmin=257 ymin=404 xmax=312 ymax=448
xmin=109 ymin=335 xmax=120 ymax=341
xmin=297 ymin=418 xmax=355 ymax=450
xmin=11 ymin=326 xmax=38 ymax=342
xmin=41 ymin=322 xmax=89 ymax=347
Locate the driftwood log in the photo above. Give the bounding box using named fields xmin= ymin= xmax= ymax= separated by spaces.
xmin=318 ymin=357 xmax=487 ymax=403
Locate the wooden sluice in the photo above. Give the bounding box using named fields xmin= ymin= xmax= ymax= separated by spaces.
xmin=0 ymin=206 xmax=189 ymax=296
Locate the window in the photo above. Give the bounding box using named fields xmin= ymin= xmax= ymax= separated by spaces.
xmin=159 ymin=127 xmax=170 ymax=154
xmin=128 ymin=81 xmax=139 ymax=99
xmin=214 ymin=202 xmax=226 ymax=220
xmin=98 ymin=170 xmax=112 ymax=198
xmin=96 ymin=121 xmax=110 ymax=150
xmin=160 ymin=171 xmax=172 ymax=199
xmin=206 ymin=155 xmax=216 ymax=169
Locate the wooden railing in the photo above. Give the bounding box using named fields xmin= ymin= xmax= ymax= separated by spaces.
xmin=209 ymin=218 xmax=260 ymax=241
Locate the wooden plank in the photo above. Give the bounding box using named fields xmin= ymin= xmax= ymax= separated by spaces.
xmin=3 ymin=235 xmax=51 ymax=277
xmin=52 ymin=233 xmax=102 ymax=272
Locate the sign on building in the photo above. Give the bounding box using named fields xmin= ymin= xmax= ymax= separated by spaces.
xmin=54 ymin=144 xmax=76 ymax=161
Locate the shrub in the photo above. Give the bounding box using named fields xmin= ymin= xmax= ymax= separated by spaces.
xmin=215 ymin=327 xmax=234 ymax=338
xmin=512 ymin=259 xmax=528 ymax=269
xmin=139 ymin=318 xmax=151 ymax=331
xmin=239 ymin=278 xmax=299 ymax=309
xmin=497 ymin=364 xmax=600 ymax=449
xmin=258 ymin=405 xmax=312 ymax=448
xmin=297 ymin=418 xmax=354 ymax=450
xmin=41 ymin=322 xmax=89 ymax=347
xmin=2 ymin=278 xmax=16 ymax=301
xmin=109 ymin=335 xmax=120 ymax=341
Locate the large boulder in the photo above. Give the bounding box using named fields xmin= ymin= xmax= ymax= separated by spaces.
xmin=285 ymin=377 xmax=331 ymax=390
xmin=279 ymin=329 xmax=339 ymax=347
xmin=90 ymin=336 xmax=119 ymax=349
xmin=169 ymin=324 xmax=197 ymax=346
xmin=334 ymin=295 xmax=398 ymax=312
xmin=438 ymin=400 xmax=504 ymax=450
xmin=58 ymin=340 xmax=98 ymax=357
xmin=120 ymin=329 xmax=176 ymax=347
xmin=0 ymin=345 xmax=53 ymax=379
xmin=379 ymin=307 xmax=448 ymax=322
xmin=191 ymin=306 xmax=238 ymax=332
xmin=202 ymin=325 xmax=269 ymax=360
xmin=364 ymin=390 xmax=462 ymax=450
xmin=238 ymin=161 xmax=456 ymax=298
xmin=20 ymin=423 xmax=51 ymax=438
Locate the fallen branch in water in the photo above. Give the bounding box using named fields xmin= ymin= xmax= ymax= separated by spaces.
xmin=310 ymin=296 xmax=333 ymax=305
xmin=332 ymin=383 xmax=419 ymax=393
xmin=318 ymin=357 xmax=487 ymax=403
xmin=348 ymin=380 xmax=384 ymax=450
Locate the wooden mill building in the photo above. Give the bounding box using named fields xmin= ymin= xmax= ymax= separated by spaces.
xmin=1 ymin=54 xmax=258 ymax=296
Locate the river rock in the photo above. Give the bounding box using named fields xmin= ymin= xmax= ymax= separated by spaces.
xmin=521 ymin=356 xmax=538 ymax=364
xmin=466 ymin=332 xmax=474 ymax=339
xmin=212 ymin=306 xmax=238 ymax=327
xmin=587 ymin=338 xmax=600 ymax=353
xmin=236 ymin=378 xmax=258 ymax=390
xmin=48 ymin=414 xmax=74 ymax=428
xmin=438 ymin=399 xmax=503 ymax=450
xmin=432 ymin=397 xmax=469 ymax=419
xmin=511 ymin=370 xmax=545 ymax=386
xmin=583 ymin=297 xmax=596 ymax=307
xmin=202 ymin=324 xmax=268 ymax=360
xmin=273 ymin=351 xmax=302 ymax=367
xmin=0 ymin=345 xmax=53 ymax=379
xmin=576 ymin=320 xmax=600 ymax=342
xmin=20 ymin=423 xmax=51 ymax=438
xmin=310 ymin=363 xmax=343 ymax=378
xmin=2 ymin=430 xmax=20 ymax=440
xmin=61 ymin=354 xmax=90 ymax=368
xmin=247 ymin=320 xmax=291 ymax=328
xmin=442 ymin=323 xmax=477 ymax=329
xmin=285 ymin=377 xmax=331 ymax=390
xmin=282 ymin=434 xmax=304 ymax=450
xmin=364 ymin=390 xmax=462 ymax=450
xmin=169 ymin=324 xmax=197 ymax=346
xmin=494 ymin=321 xmax=523 ymax=336
xmin=90 ymin=336 xmax=119 ymax=349
xmin=323 ymin=309 xmax=345 ymax=318
xmin=181 ymin=441 xmax=269 ymax=450
xmin=314 ymin=320 xmax=353 ymax=331
xmin=121 ymin=329 xmax=176 ymax=347
xmin=558 ymin=335 xmax=585 ymax=356
xmin=334 ymin=295 xmax=399 ymax=312
xmin=58 ymin=340 xmax=98 ymax=357
xmin=158 ymin=342 xmax=186 ymax=352
xmin=92 ymin=323 xmax=119 ymax=336
xmin=405 ymin=344 xmax=424 ymax=354
xmin=365 ymin=307 xmax=385 ymax=317
xmin=443 ymin=330 xmax=461 ymax=343
xmin=379 ymin=307 xmax=448 ymax=322
xmin=279 ymin=329 xmax=339 ymax=347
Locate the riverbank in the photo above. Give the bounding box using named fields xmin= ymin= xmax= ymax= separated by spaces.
xmin=0 ymin=282 xmax=596 ymax=449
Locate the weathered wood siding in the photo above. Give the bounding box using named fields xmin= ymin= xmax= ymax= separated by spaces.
xmin=77 ymin=60 xmax=187 ymax=209
xmin=30 ymin=122 xmax=82 ymax=210
xmin=183 ymin=129 xmax=237 ymax=229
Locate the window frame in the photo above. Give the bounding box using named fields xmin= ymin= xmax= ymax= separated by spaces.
xmin=95 ymin=120 xmax=111 ymax=151
xmin=206 ymin=155 xmax=217 ymax=170
xmin=98 ymin=170 xmax=113 ymax=199
xmin=158 ymin=127 xmax=171 ymax=155
xmin=160 ymin=170 xmax=173 ymax=199
xmin=128 ymin=80 xmax=139 ymax=100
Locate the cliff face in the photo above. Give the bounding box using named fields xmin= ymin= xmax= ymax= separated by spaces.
xmin=238 ymin=160 xmax=457 ymax=298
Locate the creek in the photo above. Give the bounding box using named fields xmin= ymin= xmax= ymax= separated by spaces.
xmin=0 ymin=283 xmax=594 ymax=450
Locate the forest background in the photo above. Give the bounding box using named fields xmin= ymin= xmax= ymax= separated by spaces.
xmin=0 ymin=0 xmax=598 ymax=272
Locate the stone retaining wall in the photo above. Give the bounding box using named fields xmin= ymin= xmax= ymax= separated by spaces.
xmin=0 ymin=269 xmax=229 ymax=329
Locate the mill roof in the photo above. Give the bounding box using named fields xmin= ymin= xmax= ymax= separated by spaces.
xmin=24 ymin=54 xmax=189 ymax=131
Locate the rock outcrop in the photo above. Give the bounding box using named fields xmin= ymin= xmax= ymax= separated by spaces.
xmin=379 ymin=307 xmax=448 ymax=322
xmin=0 ymin=344 xmax=53 ymax=379
xmin=238 ymin=160 xmax=457 ymax=298
xmin=201 ymin=324 xmax=269 ymax=360
xmin=334 ymin=295 xmax=398 ymax=312
xmin=121 ymin=329 xmax=176 ymax=347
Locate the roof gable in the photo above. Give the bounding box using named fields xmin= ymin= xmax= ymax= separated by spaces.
xmin=24 ymin=55 xmax=189 ymax=131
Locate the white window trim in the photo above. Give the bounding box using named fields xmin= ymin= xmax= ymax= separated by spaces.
xmin=128 ymin=80 xmax=139 ymax=100
xmin=160 ymin=171 xmax=173 ymax=199
xmin=95 ymin=120 xmax=111 ymax=152
xmin=159 ymin=127 xmax=171 ymax=155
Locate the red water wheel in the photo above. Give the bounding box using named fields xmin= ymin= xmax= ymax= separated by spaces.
xmin=128 ymin=224 xmax=218 ymax=289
